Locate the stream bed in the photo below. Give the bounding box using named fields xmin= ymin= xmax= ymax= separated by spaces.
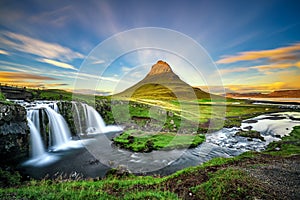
xmin=19 ymin=110 xmax=300 ymax=178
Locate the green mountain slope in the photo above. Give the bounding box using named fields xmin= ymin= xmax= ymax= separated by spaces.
xmin=115 ymin=60 xmax=221 ymax=101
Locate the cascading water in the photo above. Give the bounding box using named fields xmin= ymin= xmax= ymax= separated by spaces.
xmin=43 ymin=106 xmax=71 ymax=147
xmin=72 ymin=102 xmax=83 ymax=134
xmin=72 ymin=102 xmax=122 ymax=134
xmin=84 ymin=103 xmax=106 ymax=133
xmin=22 ymin=100 xmax=121 ymax=167
xmin=27 ymin=118 xmax=46 ymax=158
xmin=53 ymin=102 xmax=59 ymax=113
xmin=27 ymin=109 xmax=41 ymax=133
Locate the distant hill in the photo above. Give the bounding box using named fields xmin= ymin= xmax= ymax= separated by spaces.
xmin=115 ymin=60 xmax=221 ymax=101
xmin=268 ymin=90 xmax=300 ymax=98
xmin=0 ymin=84 xmax=33 ymax=100
xmin=226 ymin=89 xmax=300 ymax=98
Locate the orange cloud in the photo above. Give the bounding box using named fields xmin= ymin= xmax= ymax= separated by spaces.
xmin=217 ymin=43 xmax=300 ymax=64
xmin=224 ymin=82 xmax=288 ymax=93
xmin=0 ymin=71 xmax=57 ymax=81
xmin=0 ymin=72 xmax=70 ymax=89
xmin=250 ymin=63 xmax=298 ymax=72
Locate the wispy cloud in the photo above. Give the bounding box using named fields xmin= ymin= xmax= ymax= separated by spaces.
xmin=0 ymin=49 xmax=9 ymax=55
xmin=219 ymin=67 xmax=250 ymax=75
xmin=224 ymin=82 xmax=291 ymax=93
xmin=92 ymin=59 xmax=105 ymax=64
xmin=251 ymin=63 xmax=299 ymax=72
xmin=0 ymin=71 xmax=57 ymax=82
xmin=0 ymin=31 xmax=84 ymax=61
xmin=72 ymin=89 xmax=112 ymax=96
xmin=37 ymin=58 xmax=78 ymax=71
xmin=121 ymin=66 xmax=131 ymax=73
xmin=217 ymin=42 xmax=300 ymax=64
xmin=30 ymin=5 xmax=73 ymax=27
xmin=220 ymin=62 xmax=300 ymax=75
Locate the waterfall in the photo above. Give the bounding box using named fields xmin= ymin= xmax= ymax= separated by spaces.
xmin=44 ymin=106 xmax=71 ymax=147
xmin=24 ymin=100 xmax=120 ymax=161
xmin=53 ymin=102 xmax=59 ymax=113
xmin=27 ymin=109 xmax=41 ymax=133
xmin=27 ymin=118 xmax=46 ymax=158
xmin=72 ymin=102 xmax=122 ymax=134
xmin=72 ymin=102 xmax=83 ymax=134
xmin=84 ymin=104 xmax=106 ymax=133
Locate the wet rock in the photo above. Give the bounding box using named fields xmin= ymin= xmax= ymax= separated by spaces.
xmin=0 ymin=103 xmax=29 ymax=166
xmin=106 ymin=165 xmax=131 ymax=177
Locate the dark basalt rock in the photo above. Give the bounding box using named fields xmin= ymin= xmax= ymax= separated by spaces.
xmin=0 ymin=102 xmax=29 ymax=166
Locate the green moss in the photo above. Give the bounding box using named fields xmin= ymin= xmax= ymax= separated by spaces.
xmin=265 ymin=126 xmax=300 ymax=156
xmin=236 ymin=130 xmax=265 ymax=141
xmin=113 ymin=130 xmax=205 ymax=152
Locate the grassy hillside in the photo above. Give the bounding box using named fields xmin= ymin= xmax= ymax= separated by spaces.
xmin=114 ymin=65 xmax=221 ymax=101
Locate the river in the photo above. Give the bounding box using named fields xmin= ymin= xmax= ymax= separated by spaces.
xmin=16 ymin=100 xmax=300 ymax=178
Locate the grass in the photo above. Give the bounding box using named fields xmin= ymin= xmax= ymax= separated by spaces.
xmin=0 ymin=87 xmax=297 ymax=199
xmin=190 ymin=168 xmax=271 ymax=199
xmin=1 ymin=126 xmax=299 ymax=199
xmin=113 ymin=130 xmax=205 ymax=152
xmin=265 ymin=125 xmax=300 ymax=156
xmin=105 ymin=98 xmax=283 ymax=153
xmin=0 ymin=92 xmax=6 ymax=101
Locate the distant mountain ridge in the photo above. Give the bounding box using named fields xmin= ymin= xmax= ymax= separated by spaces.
xmin=226 ymin=89 xmax=300 ymax=98
xmin=115 ymin=60 xmax=221 ymax=100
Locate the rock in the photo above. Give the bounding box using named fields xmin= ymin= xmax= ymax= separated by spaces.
xmin=0 ymin=103 xmax=29 ymax=166
xmin=106 ymin=165 xmax=131 ymax=178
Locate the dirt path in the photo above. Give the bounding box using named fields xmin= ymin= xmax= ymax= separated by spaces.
xmin=245 ymin=155 xmax=300 ymax=200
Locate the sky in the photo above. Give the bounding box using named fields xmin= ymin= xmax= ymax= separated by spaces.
xmin=0 ymin=0 xmax=300 ymax=95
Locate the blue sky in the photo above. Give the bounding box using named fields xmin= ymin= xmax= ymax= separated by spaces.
xmin=0 ymin=0 xmax=300 ymax=94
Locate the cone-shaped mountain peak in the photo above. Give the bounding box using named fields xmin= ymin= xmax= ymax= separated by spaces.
xmin=115 ymin=60 xmax=221 ymax=101
xmin=147 ymin=60 xmax=173 ymax=76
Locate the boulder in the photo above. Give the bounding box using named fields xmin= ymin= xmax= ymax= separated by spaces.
xmin=0 ymin=103 xmax=29 ymax=166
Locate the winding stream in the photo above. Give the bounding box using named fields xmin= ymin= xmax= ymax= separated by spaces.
xmin=16 ymin=100 xmax=300 ymax=178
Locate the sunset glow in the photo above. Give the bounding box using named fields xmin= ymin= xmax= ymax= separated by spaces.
xmin=0 ymin=0 xmax=299 ymax=94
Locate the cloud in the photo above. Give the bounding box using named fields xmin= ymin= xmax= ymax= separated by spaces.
xmin=38 ymin=58 xmax=78 ymax=71
xmin=217 ymin=42 xmax=300 ymax=64
xmin=121 ymin=66 xmax=131 ymax=73
xmin=219 ymin=67 xmax=250 ymax=75
xmin=0 ymin=71 xmax=71 ymax=89
xmin=92 ymin=59 xmax=105 ymax=64
xmin=251 ymin=63 xmax=298 ymax=72
xmin=0 ymin=71 xmax=57 ymax=81
xmin=0 ymin=49 xmax=9 ymax=55
xmin=223 ymin=82 xmax=293 ymax=93
xmin=0 ymin=31 xmax=84 ymax=61
xmin=30 ymin=5 xmax=73 ymax=27
xmin=72 ymin=89 xmax=112 ymax=96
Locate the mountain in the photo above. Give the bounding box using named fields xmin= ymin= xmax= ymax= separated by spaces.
xmin=226 ymin=89 xmax=300 ymax=98
xmin=268 ymin=90 xmax=300 ymax=98
xmin=115 ymin=60 xmax=220 ymax=100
